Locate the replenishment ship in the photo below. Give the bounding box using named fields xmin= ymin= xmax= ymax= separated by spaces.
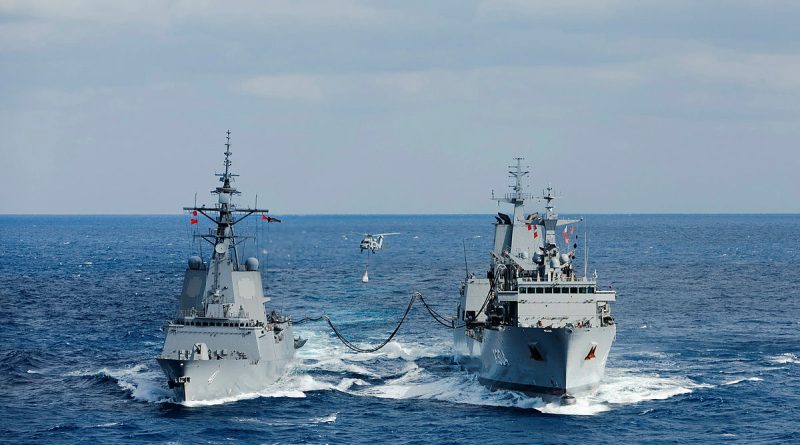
xmin=454 ymin=158 xmax=617 ymax=403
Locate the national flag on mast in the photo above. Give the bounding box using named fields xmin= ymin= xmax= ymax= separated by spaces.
xmin=262 ymin=214 xmax=282 ymax=223
xmin=562 ymin=226 xmax=569 ymax=243
xmin=190 ymin=218 xmax=198 ymax=225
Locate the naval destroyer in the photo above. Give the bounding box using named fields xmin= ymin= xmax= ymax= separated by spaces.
xmin=158 ymin=132 xmax=302 ymax=403
xmin=454 ymin=158 xmax=616 ymax=402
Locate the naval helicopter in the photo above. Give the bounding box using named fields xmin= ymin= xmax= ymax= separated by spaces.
xmin=359 ymin=233 xmax=400 ymax=253
xmin=359 ymin=233 xmax=400 ymax=282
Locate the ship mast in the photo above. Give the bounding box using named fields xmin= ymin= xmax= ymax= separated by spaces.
xmin=493 ymin=157 xmax=531 ymax=205
xmin=183 ymin=131 xmax=273 ymax=271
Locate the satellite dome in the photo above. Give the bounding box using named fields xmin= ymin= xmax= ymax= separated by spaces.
xmin=188 ymin=256 xmax=203 ymax=270
xmin=245 ymin=257 xmax=259 ymax=271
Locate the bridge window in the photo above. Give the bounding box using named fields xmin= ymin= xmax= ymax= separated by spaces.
xmin=536 ymin=288 xmax=544 ymax=294
xmin=520 ymin=287 xmax=528 ymax=294
xmin=588 ymin=287 xmax=595 ymax=293
xmin=544 ymin=288 xmax=552 ymax=294
xmin=570 ymin=287 xmax=578 ymax=293
xmin=579 ymin=287 xmax=587 ymax=294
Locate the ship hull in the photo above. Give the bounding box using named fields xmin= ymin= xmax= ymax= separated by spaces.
xmin=158 ymin=323 xmax=296 ymax=403
xmin=454 ymin=324 xmax=616 ymax=396
xmin=158 ymin=354 xmax=293 ymax=403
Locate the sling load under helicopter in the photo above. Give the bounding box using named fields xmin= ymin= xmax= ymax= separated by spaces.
xmin=359 ymin=233 xmax=400 ymax=282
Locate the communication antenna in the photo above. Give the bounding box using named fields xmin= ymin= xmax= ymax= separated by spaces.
xmin=584 ymin=218 xmax=589 ymax=280
xmin=255 ymin=194 xmax=259 ymax=268
xmin=463 ymin=238 xmax=469 ymax=279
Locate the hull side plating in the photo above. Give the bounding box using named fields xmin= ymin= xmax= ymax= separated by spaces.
xmin=454 ymin=325 xmax=615 ymax=395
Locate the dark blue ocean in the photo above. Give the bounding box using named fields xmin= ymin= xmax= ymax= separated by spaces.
xmin=1 ymin=214 xmax=799 ymax=444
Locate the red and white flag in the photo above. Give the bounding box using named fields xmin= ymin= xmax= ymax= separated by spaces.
xmin=190 ymin=218 xmax=198 ymax=225
xmin=562 ymin=226 xmax=569 ymax=243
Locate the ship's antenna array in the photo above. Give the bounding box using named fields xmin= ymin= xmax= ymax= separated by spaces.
xmin=224 ymin=129 xmax=232 ymax=178
xmin=462 ymin=238 xmax=469 ymax=278
xmin=584 ymin=218 xmax=589 ymax=280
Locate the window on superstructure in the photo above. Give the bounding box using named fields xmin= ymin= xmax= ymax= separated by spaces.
xmin=570 ymin=287 xmax=578 ymax=293
xmin=544 ymin=288 xmax=552 ymax=294
xmin=536 ymin=288 xmax=544 ymax=294
xmin=553 ymin=287 xmax=561 ymax=294
xmin=579 ymin=287 xmax=587 ymax=294
xmin=588 ymin=287 xmax=595 ymax=293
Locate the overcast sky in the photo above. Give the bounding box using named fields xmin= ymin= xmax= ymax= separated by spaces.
xmin=2 ymin=0 xmax=799 ymax=214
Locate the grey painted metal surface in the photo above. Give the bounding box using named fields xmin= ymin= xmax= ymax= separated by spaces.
xmin=453 ymin=158 xmax=617 ymax=399
xmin=158 ymin=131 xmax=300 ymax=403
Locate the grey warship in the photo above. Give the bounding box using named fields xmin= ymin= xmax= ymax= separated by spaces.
xmin=158 ymin=132 xmax=302 ymax=403
xmin=454 ymin=158 xmax=617 ymax=401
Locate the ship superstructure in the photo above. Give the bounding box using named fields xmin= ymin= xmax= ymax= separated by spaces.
xmin=158 ymin=131 xmax=301 ymax=403
xmin=454 ymin=158 xmax=616 ymax=400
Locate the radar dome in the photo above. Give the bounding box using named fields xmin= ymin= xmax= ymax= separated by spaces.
xmin=245 ymin=257 xmax=259 ymax=271
xmin=188 ymin=256 xmax=203 ymax=270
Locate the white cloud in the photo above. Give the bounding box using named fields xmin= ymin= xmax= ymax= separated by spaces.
xmin=239 ymin=75 xmax=326 ymax=101
xmin=476 ymin=0 xmax=644 ymax=20
xmin=676 ymin=51 xmax=800 ymax=91
xmin=0 ymin=0 xmax=384 ymax=49
xmin=0 ymin=0 xmax=379 ymax=24
xmin=238 ymin=65 xmax=645 ymax=102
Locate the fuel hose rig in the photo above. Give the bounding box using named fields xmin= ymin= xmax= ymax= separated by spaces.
xmin=294 ymin=290 xmax=492 ymax=353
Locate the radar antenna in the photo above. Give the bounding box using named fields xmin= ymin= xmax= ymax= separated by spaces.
xmin=542 ymin=184 xmax=559 ymax=219
xmin=493 ymin=157 xmax=532 ymax=204
xmin=224 ymin=129 xmax=232 ymax=178
xmin=214 ymin=129 xmax=240 ymax=195
xmin=509 ymin=157 xmax=528 ymax=195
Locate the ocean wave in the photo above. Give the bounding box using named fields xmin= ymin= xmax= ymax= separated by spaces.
xmin=65 ymin=363 xmax=172 ymax=403
xmin=769 ymin=353 xmax=800 ymax=365
xmin=596 ymin=368 xmax=712 ymax=405
xmin=180 ymin=373 xmax=332 ymax=407
xmin=722 ymin=377 xmax=764 ymax=386
xmin=332 ymin=365 xmax=707 ymax=416
xmin=311 ymin=412 xmax=338 ymax=424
